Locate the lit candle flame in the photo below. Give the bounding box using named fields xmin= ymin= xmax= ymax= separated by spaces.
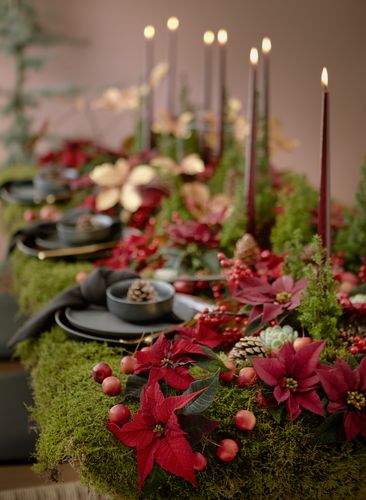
xmin=217 ymin=29 xmax=228 ymax=45
xmin=167 ymin=16 xmax=179 ymax=31
xmin=321 ymin=67 xmax=328 ymax=88
xmin=250 ymin=47 xmax=258 ymax=65
xmin=144 ymin=25 xmax=155 ymax=40
xmin=203 ymin=30 xmax=215 ymax=45
xmin=262 ymin=37 xmax=272 ymax=54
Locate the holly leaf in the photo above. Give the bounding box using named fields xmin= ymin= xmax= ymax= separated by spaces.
xmin=122 ymin=374 xmax=147 ymax=401
xmin=141 ymin=463 xmax=169 ymax=496
xmin=178 ymin=414 xmax=220 ymax=445
xmin=245 ymin=316 xmax=267 ymax=336
xmin=267 ymin=404 xmax=285 ymax=424
xmin=313 ymin=412 xmax=344 ymax=444
xmin=201 ymin=249 xmax=220 ymax=273
xmin=181 ymin=370 xmax=220 ymax=414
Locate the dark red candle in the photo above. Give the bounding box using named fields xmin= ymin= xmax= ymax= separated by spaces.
xmin=217 ymin=29 xmax=228 ymax=159
xmin=200 ymin=30 xmax=215 ymax=157
xmin=245 ymin=47 xmax=258 ymax=236
xmin=166 ymin=16 xmax=179 ymax=117
xmin=261 ymin=37 xmax=271 ymax=164
xmin=318 ymin=67 xmax=330 ymax=255
xmin=143 ymin=25 xmax=155 ymax=150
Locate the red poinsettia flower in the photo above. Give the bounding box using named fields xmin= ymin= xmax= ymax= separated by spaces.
xmin=166 ymin=220 xmax=219 ymax=248
xmin=252 ymin=340 xmax=325 ymax=420
xmin=232 ymin=275 xmax=307 ymax=323
xmin=317 ymin=358 xmax=366 ymax=440
xmin=134 ymin=334 xmax=207 ymax=390
xmin=177 ymin=322 xmax=223 ymax=349
xmin=106 ymin=381 xmax=204 ymax=490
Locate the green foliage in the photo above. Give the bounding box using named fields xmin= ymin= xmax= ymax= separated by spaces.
xmin=209 ymin=136 xmax=242 ymax=195
xmin=0 ymin=0 xmax=77 ymax=164
xmin=282 ymin=228 xmax=307 ymax=280
xmin=271 ymin=173 xmax=317 ymax=255
xmin=298 ymin=235 xmax=342 ymax=342
xmin=15 ymin=328 xmax=366 ymax=500
xmin=155 ymin=176 xmax=191 ymax=230
xmin=334 ymin=158 xmax=366 ymax=268
xmin=219 ymin=181 xmax=247 ymax=254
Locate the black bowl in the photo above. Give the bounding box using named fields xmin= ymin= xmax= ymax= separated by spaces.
xmin=106 ymin=279 xmax=175 ymax=323
xmin=33 ymin=167 xmax=71 ymax=197
xmin=56 ymin=213 xmax=114 ymax=246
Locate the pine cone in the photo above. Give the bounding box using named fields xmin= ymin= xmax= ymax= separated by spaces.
xmin=234 ymin=233 xmax=259 ymax=266
xmin=76 ymin=214 xmax=97 ymax=231
xmin=127 ymin=280 xmax=157 ymax=303
xmin=229 ymin=336 xmax=267 ymax=363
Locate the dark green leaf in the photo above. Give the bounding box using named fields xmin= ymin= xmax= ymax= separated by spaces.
xmin=245 ymin=317 xmax=266 ymax=336
xmin=182 ymin=370 xmax=220 ymax=415
xmin=141 ymin=463 xmax=168 ymax=496
xmin=268 ymin=405 xmax=285 ymax=424
xmin=313 ymin=413 xmax=344 ymax=444
xmin=349 ymin=284 xmax=366 ymax=297
xmin=178 ymin=414 xmax=220 ymax=445
xmin=122 ymin=374 xmax=147 ymax=401
xmin=201 ymin=249 xmax=220 ymax=273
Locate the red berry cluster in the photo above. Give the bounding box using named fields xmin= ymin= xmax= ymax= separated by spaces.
xmin=217 ymin=252 xmax=253 ymax=291
xmin=359 ymin=265 xmax=366 ymax=284
xmin=350 ymin=336 xmax=366 ymax=355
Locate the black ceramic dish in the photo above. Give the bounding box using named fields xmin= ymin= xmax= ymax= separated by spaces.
xmin=56 ymin=213 xmax=115 ymax=246
xmin=106 ymin=279 xmax=176 ymax=323
xmin=0 ymin=179 xmax=71 ymax=205
xmin=55 ymin=294 xmax=212 ymax=345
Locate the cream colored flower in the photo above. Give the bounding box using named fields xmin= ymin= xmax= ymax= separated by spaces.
xmin=92 ymin=85 xmax=146 ymax=112
xmin=150 ymin=154 xmax=205 ymax=176
xmin=181 ymin=181 xmax=231 ymax=222
xmin=150 ymin=61 xmax=169 ymax=89
xmin=269 ymin=118 xmax=300 ymax=156
xmin=90 ymin=159 xmax=157 ymax=212
xmin=152 ymin=111 xmax=194 ymax=139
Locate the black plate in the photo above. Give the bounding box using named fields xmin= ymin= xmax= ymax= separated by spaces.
xmin=16 ymin=221 xmax=129 ymax=260
xmin=55 ymin=294 xmax=212 ymax=345
xmin=0 ymin=179 xmax=71 ymax=205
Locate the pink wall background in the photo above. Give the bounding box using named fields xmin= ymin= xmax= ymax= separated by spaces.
xmin=0 ymin=0 xmax=365 ymax=205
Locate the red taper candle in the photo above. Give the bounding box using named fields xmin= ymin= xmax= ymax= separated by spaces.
xmin=143 ymin=25 xmax=155 ymax=150
xmin=217 ymin=29 xmax=228 ymax=159
xmin=245 ymin=47 xmax=259 ymax=236
xmin=318 ymin=66 xmax=330 ymax=256
xmin=261 ymin=37 xmax=271 ymax=164
xmin=166 ymin=16 xmax=179 ymax=117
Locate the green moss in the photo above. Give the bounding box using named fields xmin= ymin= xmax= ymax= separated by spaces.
xmin=11 ymin=250 xmax=92 ymax=313
xmin=17 ymin=328 xmax=366 ymax=500
xmin=2 ymin=188 xmax=366 ymax=500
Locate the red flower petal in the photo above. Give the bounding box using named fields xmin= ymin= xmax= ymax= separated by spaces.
xmin=274 ymin=385 xmax=290 ymax=403
xmin=157 ymin=389 xmax=206 ymax=424
xmin=343 ymin=411 xmax=362 ymax=440
xmin=272 ymin=275 xmax=294 ymax=293
xmin=317 ymin=365 xmax=349 ymax=402
xmin=358 ymin=357 xmax=366 ymax=391
xmin=137 ymin=439 xmax=160 ymax=490
xmin=171 ymin=338 xmax=206 ymax=360
xmin=294 ymin=390 xmax=323 ymax=416
xmin=293 ymin=340 xmax=326 ymax=378
xmin=252 ymin=358 xmax=284 ymax=386
xmin=106 ymin=415 xmax=154 ymax=448
xmin=333 ymin=358 xmax=358 ymax=391
xmin=164 ymin=366 xmax=194 ymax=391
xmin=262 ymin=302 xmax=283 ymax=323
xmin=286 ymin=395 xmax=302 ymax=420
xmin=155 ymin=435 xmax=198 ymax=489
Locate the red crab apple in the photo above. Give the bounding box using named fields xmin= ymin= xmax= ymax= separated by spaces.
xmin=193 ymin=452 xmax=207 ymax=471
xmin=102 ymin=376 xmax=122 ymax=396
xmin=216 ymin=439 xmax=239 ymax=462
xmin=108 ymin=404 xmax=130 ymax=426
xmin=23 ymin=209 xmax=37 ymax=222
xmin=39 ymin=204 xmax=61 ymax=221
xmin=219 ymin=360 xmax=236 ymax=383
xmin=234 ymin=409 xmax=256 ymax=431
xmin=92 ymin=362 xmax=112 ymax=383
xmin=120 ymin=355 xmax=136 ymax=375
xmin=174 ymin=276 xmax=196 ymax=294
xmin=293 ymin=336 xmax=313 ymax=352
xmin=76 ymin=271 xmax=89 ymax=284
xmin=237 ymin=367 xmax=258 ymax=387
